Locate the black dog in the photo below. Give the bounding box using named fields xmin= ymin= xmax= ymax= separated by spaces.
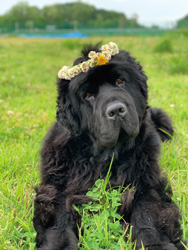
xmin=33 ymin=43 xmax=186 ymax=249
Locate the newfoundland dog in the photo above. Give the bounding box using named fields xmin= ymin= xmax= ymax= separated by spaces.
xmin=33 ymin=42 xmax=186 ymax=250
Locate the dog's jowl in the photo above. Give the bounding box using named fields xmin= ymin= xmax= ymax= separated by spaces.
xmin=33 ymin=43 xmax=186 ymax=250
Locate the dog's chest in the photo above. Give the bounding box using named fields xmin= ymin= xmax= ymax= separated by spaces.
xmin=92 ymin=155 xmax=137 ymax=188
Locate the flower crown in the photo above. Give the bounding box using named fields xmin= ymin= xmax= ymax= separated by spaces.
xmin=58 ymin=42 xmax=119 ymax=80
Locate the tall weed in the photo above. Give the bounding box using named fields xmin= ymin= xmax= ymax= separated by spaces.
xmin=154 ymin=39 xmax=173 ymax=53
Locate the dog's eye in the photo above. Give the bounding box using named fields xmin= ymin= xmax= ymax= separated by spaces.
xmin=85 ymin=93 xmax=93 ymax=99
xmin=116 ymin=79 xmax=125 ymax=86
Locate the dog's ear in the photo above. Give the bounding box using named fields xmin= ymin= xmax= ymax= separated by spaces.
xmin=121 ymin=50 xmax=148 ymax=99
xmin=56 ymin=43 xmax=101 ymax=134
xmin=56 ymin=78 xmax=81 ymax=134
xmin=135 ymin=60 xmax=148 ymax=99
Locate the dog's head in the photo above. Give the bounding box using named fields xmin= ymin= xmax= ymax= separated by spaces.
xmin=57 ymin=43 xmax=148 ymax=149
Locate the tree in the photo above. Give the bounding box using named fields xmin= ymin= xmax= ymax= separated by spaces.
xmin=177 ymin=15 xmax=188 ymax=28
xmin=0 ymin=1 xmax=143 ymax=29
xmin=5 ymin=2 xmax=39 ymax=22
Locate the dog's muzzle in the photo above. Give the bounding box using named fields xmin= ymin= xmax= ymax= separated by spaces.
xmin=91 ymin=84 xmax=140 ymax=148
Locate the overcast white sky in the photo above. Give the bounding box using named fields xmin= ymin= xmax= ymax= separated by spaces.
xmin=1 ymin=0 xmax=188 ymax=27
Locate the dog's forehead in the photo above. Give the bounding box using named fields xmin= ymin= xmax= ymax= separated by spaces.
xmin=69 ymin=61 xmax=133 ymax=92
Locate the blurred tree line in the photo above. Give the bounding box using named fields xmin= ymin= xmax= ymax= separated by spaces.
xmin=177 ymin=15 xmax=188 ymax=28
xmin=0 ymin=1 xmax=143 ymax=31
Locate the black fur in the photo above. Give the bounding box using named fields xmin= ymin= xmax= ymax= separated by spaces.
xmin=33 ymin=44 xmax=185 ymax=250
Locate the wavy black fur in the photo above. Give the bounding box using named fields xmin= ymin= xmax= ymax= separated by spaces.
xmin=33 ymin=44 xmax=185 ymax=250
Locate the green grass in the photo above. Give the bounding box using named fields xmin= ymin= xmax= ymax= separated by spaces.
xmin=75 ymin=155 xmax=139 ymax=250
xmin=0 ymin=35 xmax=188 ymax=249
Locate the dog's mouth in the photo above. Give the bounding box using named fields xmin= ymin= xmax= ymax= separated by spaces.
xmin=119 ymin=127 xmax=131 ymax=141
xmin=98 ymin=121 xmax=139 ymax=149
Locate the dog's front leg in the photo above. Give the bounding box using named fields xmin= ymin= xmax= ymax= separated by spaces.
xmin=37 ymin=219 xmax=78 ymax=250
xmin=130 ymin=193 xmax=184 ymax=250
xmin=33 ymin=184 xmax=78 ymax=250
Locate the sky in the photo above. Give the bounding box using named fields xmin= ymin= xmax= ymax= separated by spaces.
xmin=1 ymin=0 xmax=188 ymax=27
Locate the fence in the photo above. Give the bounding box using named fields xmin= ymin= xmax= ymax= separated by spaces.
xmin=0 ymin=21 xmax=188 ymax=37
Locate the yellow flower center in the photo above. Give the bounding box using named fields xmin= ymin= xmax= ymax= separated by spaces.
xmin=96 ymin=55 xmax=109 ymax=66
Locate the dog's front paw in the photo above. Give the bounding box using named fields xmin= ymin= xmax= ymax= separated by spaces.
xmin=37 ymin=227 xmax=78 ymax=250
xmin=174 ymin=241 xmax=187 ymax=250
xmin=161 ymin=243 xmax=178 ymax=250
xmin=143 ymin=243 xmax=178 ymax=250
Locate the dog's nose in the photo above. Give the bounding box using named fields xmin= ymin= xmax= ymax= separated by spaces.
xmin=106 ymin=102 xmax=127 ymax=120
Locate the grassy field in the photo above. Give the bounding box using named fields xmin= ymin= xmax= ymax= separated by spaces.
xmin=0 ymin=33 xmax=188 ymax=249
